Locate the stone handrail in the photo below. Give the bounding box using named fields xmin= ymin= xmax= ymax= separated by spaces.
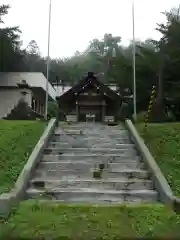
xmin=0 ymin=118 xmax=57 ymax=216
xmin=125 ymin=119 xmax=180 ymax=212
xmin=125 ymin=119 xmax=173 ymax=205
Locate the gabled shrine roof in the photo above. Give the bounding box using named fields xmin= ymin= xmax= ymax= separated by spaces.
xmin=56 ymin=72 xmax=122 ymax=102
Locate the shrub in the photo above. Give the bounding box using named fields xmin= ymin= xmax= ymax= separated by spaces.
xmin=48 ymin=101 xmax=59 ymax=119
xmin=4 ymin=99 xmax=42 ymax=120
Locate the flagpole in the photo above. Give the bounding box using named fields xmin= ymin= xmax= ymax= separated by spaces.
xmin=45 ymin=0 xmax=52 ymax=120
xmin=132 ymin=0 xmax=137 ymax=121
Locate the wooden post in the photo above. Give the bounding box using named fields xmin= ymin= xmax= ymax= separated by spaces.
xmin=76 ymin=101 xmax=79 ymax=122
xmin=102 ymin=101 xmax=106 ymax=122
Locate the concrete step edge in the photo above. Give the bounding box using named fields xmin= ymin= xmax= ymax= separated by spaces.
xmin=26 ymin=188 xmax=157 ymax=195
xmin=45 ymin=147 xmax=136 ymax=150
xmin=49 ymin=142 xmax=134 ymax=146
xmin=41 ymin=159 xmax=141 ymax=163
xmin=42 ymin=154 xmax=140 ymax=157
xmin=51 ymin=136 xmax=131 ymax=140
xmin=52 ymin=131 xmax=128 ymax=134
xmin=48 ymin=144 xmax=135 ymax=148
xmin=38 ymin=161 xmax=143 ymax=165
xmin=44 ymin=149 xmax=137 ymax=154
xmin=30 ymin=178 xmax=152 ymax=184
xmin=35 ymin=169 xmax=148 ymax=173
xmin=27 ymin=200 xmax=157 ymax=204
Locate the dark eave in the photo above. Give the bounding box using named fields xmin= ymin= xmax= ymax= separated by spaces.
xmin=56 ymin=73 xmax=122 ymax=102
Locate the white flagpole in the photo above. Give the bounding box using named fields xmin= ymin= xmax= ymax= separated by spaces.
xmin=132 ymin=0 xmax=137 ymax=121
xmin=45 ymin=0 xmax=52 ymax=120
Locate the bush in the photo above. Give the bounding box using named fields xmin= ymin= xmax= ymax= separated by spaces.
xmin=48 ymin=101 xmax=66 ymax=121
xmin=4 ymin=99 xmax=42 ymax=120
xmin=47 ymin=101 xmax=59 ymax=119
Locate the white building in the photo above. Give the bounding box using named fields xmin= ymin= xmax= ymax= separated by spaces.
xmin=0 ymin=72 xmax=56 ymax=119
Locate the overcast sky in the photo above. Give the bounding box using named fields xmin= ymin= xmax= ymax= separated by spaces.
xmin=1 ymin=0 xmax=180 ymax=58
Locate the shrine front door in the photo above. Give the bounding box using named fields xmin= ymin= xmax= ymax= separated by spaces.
xmin=79 ymin=106 xmax=102 ymax=122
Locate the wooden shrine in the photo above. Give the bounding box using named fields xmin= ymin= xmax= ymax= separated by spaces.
xmin=56 ymin=72 xmax=123 ymax=123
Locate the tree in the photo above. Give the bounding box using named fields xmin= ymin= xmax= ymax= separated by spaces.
xmin=26 ymin=40 xmax=40 ymax=55
xmin=88 ymin=34 xmax=122 ymax=81
xmin=24 ymin=40 xmax=44 ymax=72
xmin=2 ymin=3 xmax=180 ymax=121
xmin=0 ymin=4 xmax=26 ymax=72
xmin=0 ymin=4 xmax=9 ymax=23
xmin=151 ymin=6 xmax=180 ymax=120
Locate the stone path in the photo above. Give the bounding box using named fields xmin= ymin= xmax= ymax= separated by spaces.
xmin=26 ymin=123 xmax=158 ymax=203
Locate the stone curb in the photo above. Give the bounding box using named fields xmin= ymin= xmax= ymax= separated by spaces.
xmin=0 ymin=118 xmax=57 ymax=216
xmin=125 ymin=119 xmax=173 ymax=205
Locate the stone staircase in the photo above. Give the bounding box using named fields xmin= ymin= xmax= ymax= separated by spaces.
xmin=25 ymin=123 xmax=158 ymax=203
xmin=66 ymin=115 xmax=77 ymax=122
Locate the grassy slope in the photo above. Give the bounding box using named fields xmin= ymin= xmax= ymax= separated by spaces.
xmin=0 ymin=120 xmax=45 ymax=194
xmin=1 ymin=121 xmax=180 ymax=238
xmin=1 ymin=201 xmax=180 ymax=239
xmin=137 ymin=123 xmax=180 ymax=196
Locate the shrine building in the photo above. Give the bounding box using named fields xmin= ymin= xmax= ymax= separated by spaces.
xmin=56 ymin=72 xmax=123 ymax=123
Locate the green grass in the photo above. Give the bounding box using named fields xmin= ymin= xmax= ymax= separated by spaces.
xmin=137 ymin=123 xmax=180 ymax=196
xmin=1 ymin=201 xmax=180 ymax=239
xmin=1 ymin=122 xmax=180 ymax=238
xmin=0 ymin=120 xmax=46 ymax=194
xmin=136 ymin=111 xmax=146 ymax=123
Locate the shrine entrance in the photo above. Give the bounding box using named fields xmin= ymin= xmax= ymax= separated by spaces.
xmin=78 ymin=105 xmax=102 ymax=122
xmin=56 ymin=72 xmax=122 ymax=123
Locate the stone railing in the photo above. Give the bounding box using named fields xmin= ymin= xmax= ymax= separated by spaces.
xmin=125 ymin=119 xmax=180 ymax=213
xmin=0 ymin=118 xmax=57 ymax=216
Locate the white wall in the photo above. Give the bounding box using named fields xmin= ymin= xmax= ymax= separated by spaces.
xmin=31 ymin=90 xmax=45 ymax=116
xmin=54 ymin=86 xmax=71 ymax=97
xmin=0 ymin=88 xmax=32 ymax=119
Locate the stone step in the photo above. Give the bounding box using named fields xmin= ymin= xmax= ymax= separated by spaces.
xmin=90 ymin=138 xmax=132 ymax=144
xmin=37 ymin=161 xmax=145 ymax=171
xmin=61 ymin=127 xmax=125 ymax=131
xmin=29 ymin=199 xmax=155 ymax=204
xmin=50 ymin=138 xmax=132 ymax=145
xmin=26 ymin=188 xmax=158 ymax=202
xmin=49 ymin=142 xmax=70 ymax=147
xmin=55 ymin=128 xmax=128 ymax=133
xmin=52 ymin=131 xmax=130 ymax=137
xmin=54 ymin=129 xmax=82 ymax=135
xmin=30 ymin=178 xmax=153 ymax=191
xmin=50 ymin=135 xmax=83 ymax=143
xmin=83 ymin=129 xmax=129 ymax=133
xmin=86 ymin=133 xmax=130 ymax=138
xmin=91 ymin=143 xmax=135 ymax=149
xmin=50 ymin=135 xmax=131 ymax=143
xmin=44 ymin=147 xmax=137 ymax=155
xmin=42 ymin=154 xmax=141 ymax=162
xmin=48 ymin=142 xmax=135 ymax=149
xmin=33 ymin=169 xmax=149 ymax=179
xmin=53 ymin=129 xmax=83 ymax=137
